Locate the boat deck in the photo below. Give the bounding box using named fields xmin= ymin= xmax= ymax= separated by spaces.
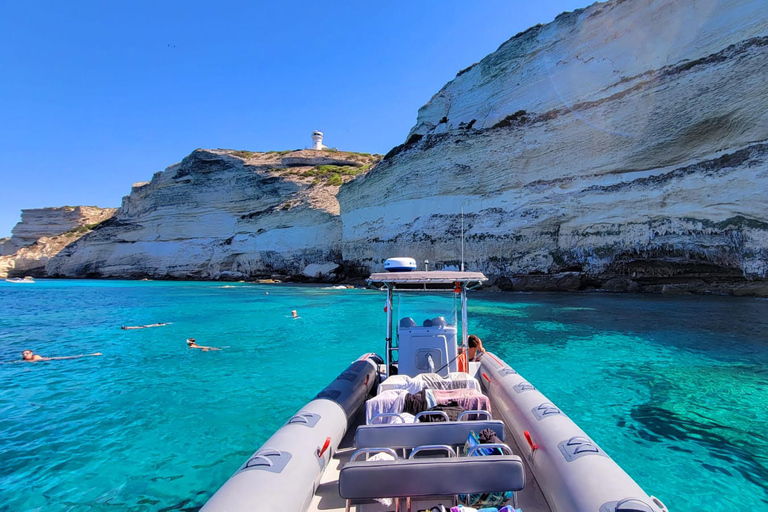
xmin=307 ymin=389 xmax=552 ymax=512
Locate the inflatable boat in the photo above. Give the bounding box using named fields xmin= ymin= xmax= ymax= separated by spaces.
xmin=202 ymin=270 xmax=668 ymax=512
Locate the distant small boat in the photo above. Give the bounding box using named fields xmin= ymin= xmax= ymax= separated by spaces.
xmin=5 ymin=276 xmax=35 ymax=283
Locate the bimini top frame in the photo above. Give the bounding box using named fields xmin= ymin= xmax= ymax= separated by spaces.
xmin=367 ymin=271 xmax=488 ymax=378
xmin=368 ymin=271 xmax=488 ymax=287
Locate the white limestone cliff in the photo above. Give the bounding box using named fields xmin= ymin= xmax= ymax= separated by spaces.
xmin=0 ymin=207 xmax=116 ymax=278
xmin=2 ymin=206 xmax=116 ymax=256
xmin=339 ymin=0 xmax=768 ymax=294
xmin=46 ymin=149 xmax=379 ymax=280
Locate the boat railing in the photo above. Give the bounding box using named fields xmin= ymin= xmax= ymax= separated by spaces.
xmin=412 ymin=411 xmax=450 ymax=422
xmin=368 ymin=413 xmax=408 ymax=425
xmin=408 ymin=444 xmax=457 ymax=459
xmin=457 ymin=410 xmax=492 ymax=421
xmin=349 ymin=447 xmax=399 ymax=462
xmin=467 ymin=443 xmax=514 ymax=457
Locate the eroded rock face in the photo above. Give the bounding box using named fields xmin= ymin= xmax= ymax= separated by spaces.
xmin=47 ymin=149 xmax=379 ymax=280
xmin=2 ymin=206 xmax=116 ymax=256
xmin=339 ymin=0 xmax=768 ymax=293
xmin=0 ymin=207 xmax=116 ymax=277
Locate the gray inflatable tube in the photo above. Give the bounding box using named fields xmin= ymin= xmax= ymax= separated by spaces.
xmin=201 ymin=354 xmax=379 ymax=512
xmin=480 ymin=353 xmax=668 ymax=512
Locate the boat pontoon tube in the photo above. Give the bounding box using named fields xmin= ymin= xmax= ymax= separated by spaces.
xmin=480 ymin=353 xmax=666 ymax=512
xmin=201 ymin=355 xmax=379 ymax=512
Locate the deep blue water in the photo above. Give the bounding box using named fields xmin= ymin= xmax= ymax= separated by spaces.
xmin=1 ymin=280 xmax=766 ymax=511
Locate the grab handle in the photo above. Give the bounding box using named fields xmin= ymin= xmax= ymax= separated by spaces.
xmin=457 ymin=410 xmax=492 ymax=421
xmin=350 ymin=447 xmax=399 ymax=461
xmin=368 ymin=413 xmax=406 ymax=425
xmin=468 ymin=443 xmax=513 ymax=456
xmin=317 ymin=437 xmax=331 ymax=458
xmin=409 ymin=445 xmax=457 ymax=459
xmin=413 ymin=411 xmax=450 ymax=422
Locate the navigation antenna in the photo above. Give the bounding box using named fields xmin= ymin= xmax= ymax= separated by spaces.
xmin=461 ymin=206 xmax=465 ymax=271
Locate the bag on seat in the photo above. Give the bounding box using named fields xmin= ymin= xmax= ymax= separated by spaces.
xmin=460 ymin=431 xmax=513 ymax=507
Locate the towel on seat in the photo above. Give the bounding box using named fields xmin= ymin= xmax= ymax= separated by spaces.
xmin=379 ymin=372 xmax=481 ymax=394
xmin=365 ymin=389 xmax=408 ymax=424
xmin=416 ymin=373 xmax=481 ymax=391
xmin=433 ymin=389 xmax=491 ymax=414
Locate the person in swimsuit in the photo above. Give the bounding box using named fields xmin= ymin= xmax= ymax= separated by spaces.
xmin=457 ymin=334 xmax=486 ymax=371
xmin=20 ymin=350 xmax=102 ymax=362
xmin=467 ymin=334 xmax=486 ymax=362
xmin=186 ymin=338 xmax=221 ymax=351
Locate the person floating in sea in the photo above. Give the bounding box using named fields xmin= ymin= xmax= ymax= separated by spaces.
xmin=121 ymin=322 xmax=170 ymax=330
xmin=186 ymin=338 xmax=221 ymax=351
xmin=291 ymin=310 xmax=299 ymax=319
xmin=17 ymin=350 xmax=102 ymax=363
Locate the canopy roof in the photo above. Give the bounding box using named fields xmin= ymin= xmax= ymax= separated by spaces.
xmin=367 ymin=271 xmax=488 ymax=286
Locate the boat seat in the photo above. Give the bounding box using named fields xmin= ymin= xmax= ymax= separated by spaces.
xmin=339 ymin=455 xmax=526 ymax=500
xmin=355 ymin=419 xmax=505 ymax=449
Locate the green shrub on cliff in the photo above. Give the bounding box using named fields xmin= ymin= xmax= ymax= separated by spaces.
xmin=231 ymin=150 xmax=256 ymax=159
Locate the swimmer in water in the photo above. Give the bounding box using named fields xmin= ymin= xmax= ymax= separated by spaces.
xmin=121 ymin=322 xmax=170 ymax=330
xmin=291 ymin=310 xmax=298 ymax=318
xmin=17 ymin=350 xmax=102 ymax=363
xmin=186 ymin=338 xmax=221 ymax=351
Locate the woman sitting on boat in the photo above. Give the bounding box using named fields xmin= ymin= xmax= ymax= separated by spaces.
xmin=458 ymin=334 xmax=486 ymax=372
xmin=467 ymin=334 xmax=486 ymax=361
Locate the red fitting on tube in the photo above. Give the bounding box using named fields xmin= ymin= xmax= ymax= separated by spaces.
xmin=482 ymin=373 xmax=491 ymax=383
xmin=524 ymin=430 xmax=539 ymax=452
xmin=317 ymin=437 xmax=331 ymax=458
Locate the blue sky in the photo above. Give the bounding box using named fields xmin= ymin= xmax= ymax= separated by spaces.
xmin=0 ymin=0 xmax=588 ymax=237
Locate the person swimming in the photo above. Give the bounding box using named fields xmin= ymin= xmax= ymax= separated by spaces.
xmin=121 ymin=322 xmax=170 ymax=330
xmin=17 ymin=350 xmax=102 ymax=363
xmin=291 ymin=310 xmax=298 ymax=318
xmin=21 ymin=350 xmax=45 ymax=362
xmin=186 ymin=338 xmax=221 ymax=351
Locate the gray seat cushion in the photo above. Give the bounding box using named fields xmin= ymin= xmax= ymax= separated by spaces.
xmin=355 ymin=420 xmax=504 ymax=449
xmin=339 ymin=455 xmax=525 ymax=499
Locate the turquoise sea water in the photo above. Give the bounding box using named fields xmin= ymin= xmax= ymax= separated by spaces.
xmin=1 ymin=280 xmax=767 ymax=511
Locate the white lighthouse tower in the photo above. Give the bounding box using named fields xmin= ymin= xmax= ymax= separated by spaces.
xmin=311 ymin=130 xmax=325 ymax=150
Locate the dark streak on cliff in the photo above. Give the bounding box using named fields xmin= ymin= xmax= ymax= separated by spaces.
xmin=583 ymin=143 xmax=766 ymax=194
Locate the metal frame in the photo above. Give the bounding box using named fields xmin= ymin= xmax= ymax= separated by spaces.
xmin=467 ymin=443 xmax=514 ymax=457
xmin=408 ymin=444 xmax=457 ymax=459
xmin=412 ymin=410 xmax=450 ymax=422
xmin=368 ymin=413 xmax=407 ymax=425
xmin=370 ymin=272 xmax=487 ymax=378
xmin=349 ymin=447 xmax=399 ymax=462
xmin=457 ymin=410 xmax=493 ymax=421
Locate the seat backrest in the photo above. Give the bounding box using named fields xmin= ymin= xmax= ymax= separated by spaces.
xmin=339 ymin=455 xmax=525 ymax=499
xmin=355 ymin=420 xmax=504 ymax=449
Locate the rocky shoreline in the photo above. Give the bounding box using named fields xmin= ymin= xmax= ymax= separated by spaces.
xmin=19 ymin=268 xmax=766 ymax=298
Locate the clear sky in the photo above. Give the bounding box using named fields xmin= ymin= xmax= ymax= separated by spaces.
xmin=0 ymin=0 xmax=589 ymax=237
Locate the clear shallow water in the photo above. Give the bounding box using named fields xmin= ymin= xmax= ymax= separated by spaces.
xmin=0 ymin=280 xmax=766 ymax=511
